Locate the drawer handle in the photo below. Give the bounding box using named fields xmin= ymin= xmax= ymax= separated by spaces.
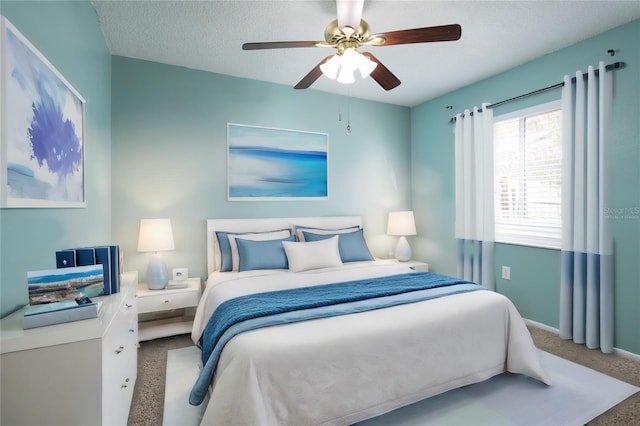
xmin=129 ymin=329 xmax=135 ymax=333
xmin=115 ymin=346 xmax=124 ymax=354
xmin=125 ymin=303 xmax=133 ymax=308
xmin=164 ymin=300 xmax=170 ymax=303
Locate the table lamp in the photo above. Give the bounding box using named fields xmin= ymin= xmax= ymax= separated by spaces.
xmin=387 ymin=211 xmax=417 ymax=262
xmin=137 ymin=218 xmax=175 ymax=289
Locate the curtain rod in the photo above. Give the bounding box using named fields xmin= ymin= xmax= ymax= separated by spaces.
xmin=448 ymin=61 xmax=625 ymax=123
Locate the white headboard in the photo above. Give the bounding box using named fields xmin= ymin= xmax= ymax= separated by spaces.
xmin=206 ymin=216 xmax=362 ymax=275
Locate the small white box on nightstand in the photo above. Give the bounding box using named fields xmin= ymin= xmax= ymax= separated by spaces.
xmin=172 ymin=267 xmax=188 ymax=281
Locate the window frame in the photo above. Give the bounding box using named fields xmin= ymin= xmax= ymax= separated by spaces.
xmin=493 ymin=100 xmax=562 ymax=250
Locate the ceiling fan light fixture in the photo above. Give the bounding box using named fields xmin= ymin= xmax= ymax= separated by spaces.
xmin=320 ymin=48 xmax=376 ymax=85
xmin=320 ymin=54 xmax=341 ymax=80
xmin=341 ymin=48 xmax=377 ymax=80
xmin=340 ymin=48 xmax=360 ymax=72
xmin=356 ymin=52 xmax=377 ymax=78
xmin=336 ymin=66 xmax=356 ymax=84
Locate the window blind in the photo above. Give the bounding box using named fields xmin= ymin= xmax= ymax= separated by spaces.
xmin=494 ymin=102 xmax=562 ymax=249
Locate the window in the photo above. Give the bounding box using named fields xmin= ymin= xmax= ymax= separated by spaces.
xmin=493 ymin=101 xmax=562 ymax=249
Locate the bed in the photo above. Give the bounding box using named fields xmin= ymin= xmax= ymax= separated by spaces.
xmin=189 ymin=216 xmax=551 ymax=425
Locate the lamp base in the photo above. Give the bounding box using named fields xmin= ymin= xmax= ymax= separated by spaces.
xmin=146 ymin=253 xmax=169 ymax=290
xmin=395 ymin=236 xmax=412 ymax=262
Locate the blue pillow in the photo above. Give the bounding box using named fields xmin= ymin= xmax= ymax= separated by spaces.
xmin=215 ymin=231 xmax=235 ymax=272
xmin=237 ymin=235 xmax=296 ymax=272
xmin=302 ymin=229 xmax=374 ymax=263
xmin=295 ymin=224 xmax=360 ymax=241
xmin=216 ymin=229 xmax=291 ymax=272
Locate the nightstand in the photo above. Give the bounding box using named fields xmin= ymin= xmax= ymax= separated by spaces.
xmin=381 ymin=258 xmax=430 ymax=272
xmin=402 ymin=260 xmax=429 ymax=272
xmin=137 ymin=277 xmax=201 ymax=341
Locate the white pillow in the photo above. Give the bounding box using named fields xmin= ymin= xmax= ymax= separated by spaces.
xmin=294 ymin=225 xmax=360 ymax=242
xmin=282 ymin=236 xmax=343 ymax=272
xmin=229 ymin=230 xmax=291 ymax=272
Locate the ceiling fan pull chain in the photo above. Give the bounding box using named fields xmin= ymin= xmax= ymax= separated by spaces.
xmin=346 ymin=95 xmax=351 ymax=135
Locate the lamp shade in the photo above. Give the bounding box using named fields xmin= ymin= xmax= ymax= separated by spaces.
xmin=355 ymin=51 xmax=377 ymax=78
xmin=337 ymin=66 xmax=356 ymax=84
xmin=320 ymin=54 xmax=341 ymax=80
xmin=387 ymin=211 xmax=417 ymax=236
xmin=137 ymin=218 xmax=175 ymax=252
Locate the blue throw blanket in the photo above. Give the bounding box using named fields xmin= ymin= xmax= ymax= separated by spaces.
xmin=189 ymin=272 xmax=481 ymax=405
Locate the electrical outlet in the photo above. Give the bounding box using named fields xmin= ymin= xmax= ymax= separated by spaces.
xmin=502 ymin=266 xmax=511 ymax=280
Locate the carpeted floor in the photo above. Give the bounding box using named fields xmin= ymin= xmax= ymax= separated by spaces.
xmin=128 ymin=334 xmax=194 ymax=426
xmin=127 ymin=326 xmax=640 ymax=426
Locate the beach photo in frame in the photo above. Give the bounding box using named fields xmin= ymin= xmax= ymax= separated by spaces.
xmin=0 ymin=16 xmax=86 ymax=208
xmin=27 ymin=265 xmax=104 ymax=305
xmin=227 ymin=123 xmax=328 ymax=200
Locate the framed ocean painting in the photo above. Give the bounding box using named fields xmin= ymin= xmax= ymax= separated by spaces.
xmin=227 ymin=123 xmax=328 ymax=200
xmin=0 ymin=16 xmax=86 ymax=208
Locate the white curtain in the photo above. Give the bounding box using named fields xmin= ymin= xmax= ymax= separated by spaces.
xmin=454 ymin=104 xmax=495 ymax=291
xmin=559 ymin=61 xmax=614 ymax=353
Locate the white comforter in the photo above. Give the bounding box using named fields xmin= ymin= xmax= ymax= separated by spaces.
xmin=191 ymin=262 xmax=551 ymax=426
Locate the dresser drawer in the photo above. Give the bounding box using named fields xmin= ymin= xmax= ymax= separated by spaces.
xmin=137 ymin=289 xmax=199 ymax=314
xmin=103 ymin=303 xmax=136 ymax=413
xmin=102 ymin=273 xmax=138 ymax=425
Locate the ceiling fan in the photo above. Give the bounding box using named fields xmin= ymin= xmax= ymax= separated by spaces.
xmin=242 ymin=0 xmax=461 ymax=91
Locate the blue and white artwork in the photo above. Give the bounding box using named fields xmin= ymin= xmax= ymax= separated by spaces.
xmin=228 ymin=123 xmax=328 ymax=200
xmin=1 ymin=17 xmax=85 ymax=208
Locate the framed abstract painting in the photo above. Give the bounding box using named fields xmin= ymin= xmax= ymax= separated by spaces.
xmin=227 ymin=123 xmax=328 ymax=200
xmin=1 ymin=16 xmax=86 ymax=208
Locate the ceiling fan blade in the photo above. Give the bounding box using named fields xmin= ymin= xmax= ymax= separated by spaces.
xmin=243 ymin=41 xmax=322 ymax=50
xmin=372 ymin=24 xmax=461 ymax=46
xmin=336 ymin=0 xmax=364 ymax=31
xmin=294 ymin=55 xmax=334 ymax=89
xmin=361 ymin=52 xmax=401 ymax=91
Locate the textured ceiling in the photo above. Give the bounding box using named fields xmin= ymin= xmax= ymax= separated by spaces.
xmin=92 ymin=1 xmax=640 ymax=107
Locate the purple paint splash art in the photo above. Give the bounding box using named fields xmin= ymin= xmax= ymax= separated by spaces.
xmin=27 ymin=89 xmax=82 ymax=177
xmin=3 ymin=19 xmax=85 ymax=205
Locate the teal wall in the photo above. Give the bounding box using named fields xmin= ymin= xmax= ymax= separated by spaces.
xmin=411 ymin=20 xmax=640 ymax=355
xmin=0 ymin=1 xmax=112 ymax=316
xmin=110 ymin=57 xmax=412 ymax=282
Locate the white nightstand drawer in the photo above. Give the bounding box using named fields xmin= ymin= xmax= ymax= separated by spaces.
xmin=138 ymin=290 xmax=199 ymax=314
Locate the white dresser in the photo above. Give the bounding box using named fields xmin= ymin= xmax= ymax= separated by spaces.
xmin=0 ymin=271 xmax=139 ymax=426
